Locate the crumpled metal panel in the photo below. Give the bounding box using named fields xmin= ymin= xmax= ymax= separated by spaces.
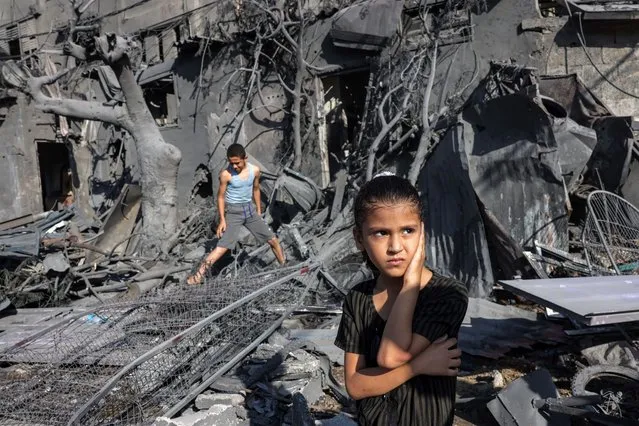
xmin=330 ymin=0 xmax=404 ymax=51
xmin=464 ymin=94 xmax=569 ymax=252
xmin=420 ymin=93 xmax=569 ymax=297
xmin=0 ymin=210 xmax=73 ymax=259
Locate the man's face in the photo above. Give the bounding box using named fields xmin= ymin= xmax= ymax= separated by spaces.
xmin=228 ymin=156 xmax=247 ymax=173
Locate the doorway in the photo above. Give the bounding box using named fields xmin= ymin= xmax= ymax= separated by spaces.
xmin=37 ymin=142 xmax=71 ymax=211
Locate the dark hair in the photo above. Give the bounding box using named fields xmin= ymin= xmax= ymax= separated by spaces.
xmin=226 ymin=143 xmax=246 ymax=158
xmin=353 ymin=175 xmax=423 ymax=230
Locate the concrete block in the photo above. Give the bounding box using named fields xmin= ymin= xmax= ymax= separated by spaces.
xmin=153 ymin=405 xmax=242 ymax=426
xmin=251 ymin=343 xmax=284 ymax=360
xmin=271 ymin=351 xmax=321 ymax=379
xmin=209 ymin=376 xmax=246 ymax=393
xmin=195 ymin=393 xmax=245 ymax=410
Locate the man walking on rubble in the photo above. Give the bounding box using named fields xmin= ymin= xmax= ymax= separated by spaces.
xmin=187 ymin=144 xmax=286 ymax=285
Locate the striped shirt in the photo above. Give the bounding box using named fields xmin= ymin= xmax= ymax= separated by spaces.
xmin=334 ymin=272 xmax=468 ymax=426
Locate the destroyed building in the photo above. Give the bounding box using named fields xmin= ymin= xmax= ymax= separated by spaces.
xmin=2 ymin=0 xmax=639 ymax=425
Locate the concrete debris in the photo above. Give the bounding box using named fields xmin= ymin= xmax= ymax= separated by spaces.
xmin=287 ymin=329 xmax=345 ymax=365
xmin=195 ymin=392 xmax=245 ymax=410
xmin=184 ymin=246 xmax=206 ymax=261
xmin=581 ymin=341 xmax=639 ymax=369
xmin=42 ymin=252 xmax=70 ymax=273
xmin=4 ymin=1 xmax=639 ymax=425
xmin=154 ymin=404 xmax=247 ymax=426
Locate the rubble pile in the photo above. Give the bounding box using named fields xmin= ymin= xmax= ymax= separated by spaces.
xmin=3 ymin=0 xmax=639 ymax=425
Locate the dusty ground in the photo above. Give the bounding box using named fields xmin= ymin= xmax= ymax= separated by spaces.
xmin=312 ymin=352 xmax=575 ymax=425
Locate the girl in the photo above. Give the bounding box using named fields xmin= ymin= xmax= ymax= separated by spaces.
xmin=334 ymin=174 xmax=468 ymax=426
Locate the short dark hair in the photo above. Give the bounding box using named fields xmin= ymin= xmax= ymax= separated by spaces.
xmin=226 ymin=143 xmax=246 ymax=158
xmin=353 ymin=175 xmax=423 ymax=230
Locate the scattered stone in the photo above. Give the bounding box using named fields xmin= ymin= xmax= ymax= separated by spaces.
xmin=282 ymin=318 xmax=304 ymax=330
xmin=43 ymin=252 xmax=70 ymax=273
xmin=581 ymin=341 xmax=639 ymax=369
xmin=252 ymin=343 xmax=284 ymax=360
xmin=153 ymin=404 xmax=243 ymax=426
xmin=195 ymin=392 xmax=245 ymax=410
xmin=287 ymin=329 xmax=344 ymax=365
xmin=184 ymin=246 xmax=206 ymax=261
xmin=209 ymin=376 xmax=246 ymax=393
xmin=271 ymin=350 xmax=321 ymax=378
xmin=492 ymin=370 xmax=505 ymax=389
xmin=267 ymin=331 xmax=290 ymax=347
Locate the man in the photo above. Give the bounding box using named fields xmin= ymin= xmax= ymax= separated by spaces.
xmin=187 ymin=144 xmax=286 ymax=284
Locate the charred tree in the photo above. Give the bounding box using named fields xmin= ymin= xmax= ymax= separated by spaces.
xmin=3 ymin=33 xmax=181 ymax=253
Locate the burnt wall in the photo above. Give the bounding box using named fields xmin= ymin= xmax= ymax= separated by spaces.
xmin=0 ymin=95 xmax=43 ymax=222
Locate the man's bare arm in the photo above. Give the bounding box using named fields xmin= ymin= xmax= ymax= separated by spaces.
xmin=252 ymin=167 xmax=262 ymax=216
xmin=218 ymin=171 xmax=230 ymax=223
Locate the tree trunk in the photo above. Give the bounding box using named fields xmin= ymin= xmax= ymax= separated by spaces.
xmin=68 ymin=139 xmax=95 ymax=220
xmin=112 ymin=61 xmax=182 ymax=252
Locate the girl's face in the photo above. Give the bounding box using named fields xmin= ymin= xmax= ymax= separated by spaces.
xmin=354 ymin=202 xmax=423 ymax=279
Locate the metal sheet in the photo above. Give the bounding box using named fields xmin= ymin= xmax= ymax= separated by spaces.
xmin=419 ymin=123 xmax=494 ymax=298
xmin=500 ymin=275 xmax=639 ymax=325
xmin=86 ymin=184 xmax=141 ymax=263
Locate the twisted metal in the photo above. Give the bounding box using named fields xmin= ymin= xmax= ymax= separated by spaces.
xmin=582 ymin=190 xmax=639 ymax=276
xmin=0 ymin=263 xmax=318 ymax=425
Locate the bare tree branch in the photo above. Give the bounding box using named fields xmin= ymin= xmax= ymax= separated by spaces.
xmin=409 ymin=42 xmax=442 ymax=185
xmin=63 ymin=40 xmax=88 ymax=60
xmin=25 ymin=68 xmax=130 ymax=130
xmin=366 ymin=90 xmax=412 ymax=181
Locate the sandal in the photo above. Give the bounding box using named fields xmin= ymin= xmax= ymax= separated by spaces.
xmin=186 ymin=268 xmax=206 ymax=285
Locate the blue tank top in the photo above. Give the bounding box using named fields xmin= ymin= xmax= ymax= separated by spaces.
xmin=225 ymin=163 xmax=255 ymax=204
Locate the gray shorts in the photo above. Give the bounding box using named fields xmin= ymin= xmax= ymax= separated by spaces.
xmin=217 ymin=202 xmax=275 ymax=249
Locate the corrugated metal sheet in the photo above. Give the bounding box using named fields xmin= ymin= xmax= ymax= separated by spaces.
xmin=420 ymin=93 xmax=570 ymax=297
xmin=464 ymin=94 xmax=569 ymax=252
xmin=0 ymin=210 xmax=73 ymax=259
xmin=419 ymin=123 xmax=494 ymax=298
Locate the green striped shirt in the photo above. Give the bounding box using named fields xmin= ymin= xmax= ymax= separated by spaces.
xmin=334 ymin=272 xmax=468 ymax=426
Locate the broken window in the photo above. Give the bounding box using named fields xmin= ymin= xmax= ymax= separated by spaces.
xmin=141 ymin=74 xmax=179 ymax=128
xmin=141 ymin=28 xmax=179 ymax=65
xmin=0 ymin=18 xmax=37 ymax=61
xmin=539 ymin=0 xmax=569 ymax=17
xmin=36 ymin=142 xmax=71 ymax=211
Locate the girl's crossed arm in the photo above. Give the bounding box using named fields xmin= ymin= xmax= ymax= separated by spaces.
xmin=345 ymin=337 xmax=461 ymax=400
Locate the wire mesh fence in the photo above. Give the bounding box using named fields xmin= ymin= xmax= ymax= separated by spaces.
xmin=583 ymin=190 xmax=639 ymax=276
xmin=0 ymin=263 xmax=318 ymax=426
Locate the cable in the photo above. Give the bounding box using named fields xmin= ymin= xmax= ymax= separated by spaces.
xmin=566 ymin=5 xmax=639 ymax=100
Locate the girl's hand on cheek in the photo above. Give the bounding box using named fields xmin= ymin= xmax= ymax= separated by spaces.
xmin=403 ymin=223 xmax=425 ymax=288
xmin=410 ymin=336 xmax=461 ymax=377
